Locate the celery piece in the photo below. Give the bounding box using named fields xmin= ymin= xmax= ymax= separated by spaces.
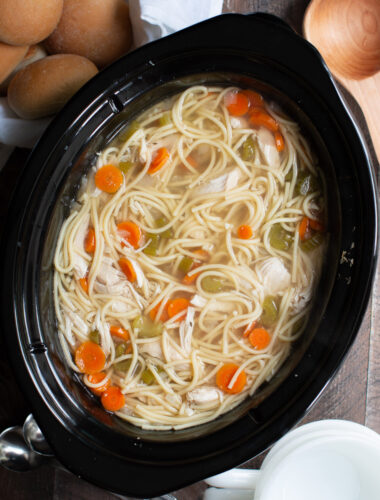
xmin=300 ymin=232 xmax=323 ymax=252
xmin=241 ymin=136 xmax=255 ymax=161
xmin=201 ymin=276 xmax=222 ymax=293
xmin=89 ymin=330 xmax=100 ymax=344
xmin=141 ymin=369 xmax=155 ymax=385
xmin=260 ymin=296 xmax=278 ymax=327
xmin=269 ymin=224 xmax=293 ymax=251
xmin=143 ymin=233 xmax=160 ymax=256
xmin=118 ymin=160 xmax=134 ymax=174
xmin=156 ymin=216 xmax=173 ymax=238
xmin=179 ymin=256 xmax=194 ymax=274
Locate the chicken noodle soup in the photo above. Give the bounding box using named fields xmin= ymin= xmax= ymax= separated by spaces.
xmin=54 ymin=86 xmax=326 ymax=429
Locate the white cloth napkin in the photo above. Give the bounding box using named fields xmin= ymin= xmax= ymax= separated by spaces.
xmin=0 ymin=0 xmax=223 ymax=159
xmin=129 ymin=0 xmax=223 ymax=47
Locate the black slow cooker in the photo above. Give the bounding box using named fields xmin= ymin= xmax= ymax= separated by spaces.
xmin=0 ymin=13 xmax=378 ymax=498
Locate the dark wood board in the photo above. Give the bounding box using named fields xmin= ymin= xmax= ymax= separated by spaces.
xmin=0 ymin=1 xmax=378 ymax=499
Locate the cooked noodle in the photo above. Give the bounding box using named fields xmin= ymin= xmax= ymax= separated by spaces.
xmin=54 ymin=85 xmax=325 ymax=430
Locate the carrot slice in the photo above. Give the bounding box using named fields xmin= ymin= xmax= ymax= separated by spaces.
xmin=237 ymin=224 xmax=253 ymax=239
xmin=248 ymin=108 xmax=279 ymax=132
xmin=192 ymin=248 xmax=209 ymax=260
xmin=299 ymin=216 xmax=312 ymax=241
xmin=182 ymin=269 xmax=200 ymax=285
xmin=224 ymin=91 xmax=249 ymax=116
xmin=274 ymin=131 xmax=285 ymax=152
xmin=249 ymin=328 xmax=271 ymax=350
xmin=87 ymin=372 xmax=110 ymax=395
xmin=75 ymin=341 xmax=106 ymax=374
xmin=117 ymin=221 xmax=141 ymax=248
xmin=110 ymin=325 xmax=130 ymax=341
xmin=84 ymin=227 xmax=96 ymax=253
xmin=149 ymin=301 xmax=169 ymax=322
xmin=243 ymin=321 xmax=257 ymax=338
xmin=242 ymin=89 xmax=264 ymax=108
xmin=101 ymin=386 xmax=125 ymax=412
xmin=79 ymin=276 xmax=89 ymax=294
xmin=167 ymin=298 xmax=190 ymax=321
xmin=309 ymin=218 xmax=324 ymax=232
xmin=216 ymin=363 xmax=247 ymax=394
xmin=148 ymin=147 xmax=170 ymax=174
xmin=118 ymin=258 xmax=137 ymax=283
xmin=95 ymin=164 xmax=123 ymax=193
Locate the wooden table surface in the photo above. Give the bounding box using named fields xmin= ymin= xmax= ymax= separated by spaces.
xmin=0 ymin=1 xmax=379 ymax=499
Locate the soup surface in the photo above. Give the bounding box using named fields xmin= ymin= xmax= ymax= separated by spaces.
xmin=54 ymin=85 xmax=326 ymax=430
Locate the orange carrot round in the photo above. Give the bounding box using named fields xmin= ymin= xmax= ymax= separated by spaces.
xmin=87 ymin=372 xmax=110 ymax=395
xmin=148 ymin=147 xmax=170 ymax=174
xmin=110 ymin=325 xmax=130 ymax=341
xmin=243 ymin=321 xmax=257 ymax=338
xmin=237 ymin=224 xmax=253 ymax=239
xmin=95 ymin=164 xmax=123 ymax=193
xmin=309 ymin=218 xmax=324 ymax=232
xmin=242 ymin=89 xmax=264 ymax=108
xmin=248 ymin=108 xmax=279 ymax=132
xmin=84 ymin=227 xmax=96 ymax=253
xmin=118 ymin=258 xmax=136 ymax=283
xmin=216 ymin=363 xmax=247 ymax=394
xmin=167 ymin=298 xmax=190 ymax=321
xmin=101 ymin=386 xmax=125 ymax=412
xmin=182 ymin=269 xmax=200 ymax=285
xmin=299 ymin=216 xmax=312 ymax=241
xmin=149 ymin=301 xmax=169 ymax=322
xmin=192 ymin=248 xmax=209 ymax=260
xmin=224 ymin=91 xmax=249 ymax=116
xmin=75 ymin=341 xmax=105 ymax=374
xmin=117 ymin=221 xmax=142 ymax=248
xmin=79 ymin=276 xmax=89 ymax=294
xmin=249 ymin=328 xmax=271 ymax=350
xmin=274 ymin=131 xmax=285 ymax=152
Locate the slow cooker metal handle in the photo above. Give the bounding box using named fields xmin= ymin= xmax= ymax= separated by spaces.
xmin=0 ymin=414 xmax=53 ymax=472
xmin=0 ymin=414 xmax=177 ymax=499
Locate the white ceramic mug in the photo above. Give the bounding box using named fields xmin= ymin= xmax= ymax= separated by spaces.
xmin=205 ymin=420 xmax=380 ymax=500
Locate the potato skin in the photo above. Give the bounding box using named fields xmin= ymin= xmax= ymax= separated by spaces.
xmin=7 ymin=54 xmax=98 ymax=119
xmin=0 ymin=42 xmax=29 ymax=85
xmin=45 ymin=0 xmax=133 ymax=68
xmin=0 ymin=0 xmax=63 ymax=46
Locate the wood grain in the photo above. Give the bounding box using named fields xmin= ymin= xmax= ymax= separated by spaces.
xmin=0 ymin=1 xmax=378 ymax=499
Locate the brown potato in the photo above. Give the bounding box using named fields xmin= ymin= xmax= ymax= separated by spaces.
xmin=45 ymin=0 xmax=133 ymax=68
xmin=0 ymin=0 xmax=63 ymax=46
xmin=0 ymin=42 xmax=29 ymax=85
xmin=7 ymin=54 xmax=98 ymax=119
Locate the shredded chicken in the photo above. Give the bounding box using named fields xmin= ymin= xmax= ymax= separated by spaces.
xmin=230 ymin=116 xmax=249 ymax=129
xmin=257 ymin=127 xmax=280 ymax=168
xmin=255 ymin=257 xmax=291 ymax=295
xmin=93 ymin=257 xmax=131 ymax=297
xmin=291 ymin=286 xmax=312 ymax=313
xmin=179 ymin=307 xmax=195 ymax=354
xmin=187 ymin=386 xmax=223 ymax=408
xmin=192 ymin=168 xmax=240 ymax=196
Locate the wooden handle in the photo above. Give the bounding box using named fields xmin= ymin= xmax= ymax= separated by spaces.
xmin=338 ymin=73 xmax=380 ymax=163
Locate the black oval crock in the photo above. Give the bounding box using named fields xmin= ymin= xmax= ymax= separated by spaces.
xmin=0 ymin=13 xmax=378 ymax=498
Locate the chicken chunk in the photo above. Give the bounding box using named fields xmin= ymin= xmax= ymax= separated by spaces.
xmin=187 ymin=386 xmax=223 ymax=408
xmin=255 ymin=257 xmax=290 ymax=295
xmin=257 ymin=127 xmax=280 ymax=168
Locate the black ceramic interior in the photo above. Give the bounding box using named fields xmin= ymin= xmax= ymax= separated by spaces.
xmin=0 ymin=13 xmax=378 ymax=498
